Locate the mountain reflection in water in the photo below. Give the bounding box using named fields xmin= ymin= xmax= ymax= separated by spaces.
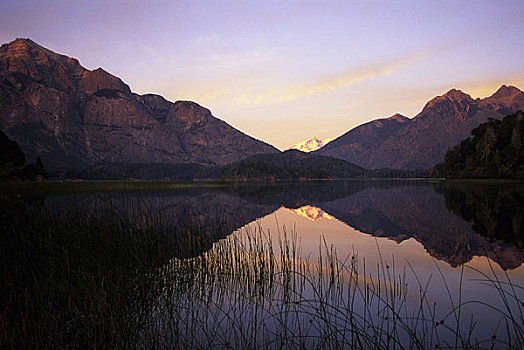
xmin=314 ymin=183 xmax=524 ymax=270
xmin=40 ymin=187 xmax=280 ymax=258
xmin=16 ymin=180 xmax=524 ymax=269
xmin=286 ymin=205 xmax=335 ymax=222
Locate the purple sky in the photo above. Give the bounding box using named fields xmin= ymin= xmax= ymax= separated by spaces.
xmin=1 ymin=0 xmax=523 ymax=149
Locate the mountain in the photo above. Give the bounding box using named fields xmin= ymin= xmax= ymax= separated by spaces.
xmin=315 ymin=87 xmax=524 ymax=169
xmin=315 ymin=114 xmax=408 ymax=165
xmin=286 ymin=136 xmax=333 ymax=152
xmin=0 ymin=38 xmax=278 ymax=177
xmin=218 ymin=149 xmax=367 ymax=181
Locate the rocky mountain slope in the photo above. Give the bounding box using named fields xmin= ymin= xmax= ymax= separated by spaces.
xmin=0 ymin=38 xmax=277 ymax=177
xmin=286 ymin=136 xmax=333 ymax=152
xmin=315 ymin=86 xmax=524 ymax=169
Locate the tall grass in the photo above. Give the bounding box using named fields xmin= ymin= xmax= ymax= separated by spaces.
xmin=0 ymin=200 xmax=221 ymax=348
xmin=1 ymin=203 xmax=523 ymax=349
xmin=145 ymin=226 xmax=523 ymax=349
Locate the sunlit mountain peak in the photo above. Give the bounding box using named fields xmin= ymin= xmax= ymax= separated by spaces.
xmin=288 ymin=205 xmax=335 ymax=222
xmin=286 ymin=136 xmax=333 ymax=153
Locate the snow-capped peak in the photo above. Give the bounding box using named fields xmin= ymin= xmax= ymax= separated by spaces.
xmin=286 ymin=136 xmax=333 ymax=153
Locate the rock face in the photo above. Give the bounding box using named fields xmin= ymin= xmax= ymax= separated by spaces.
xmin=315 ymin=87 xmax=524 ymax=169
xmin=0 ymin=38 xmax=277 ymax=176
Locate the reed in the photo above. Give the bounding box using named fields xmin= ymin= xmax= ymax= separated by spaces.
xmin=1 ymin=203 xmax=522 ymax=349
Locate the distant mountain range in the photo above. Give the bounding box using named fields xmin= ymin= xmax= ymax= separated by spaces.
xmin=316 ymin=86 xmax=524 ymax=169
xmin=0 ymin=38 xmax=277 ymax=177
xmin=1 ymin=38 xmax=523 ymax=178
xmin=286 ymin=136 xmax=333 ymax=153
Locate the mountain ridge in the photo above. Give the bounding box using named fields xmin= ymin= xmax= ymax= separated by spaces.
xmin=2 ymin=38 xmax=523 ymax=175
xmin=315 ymin=85 xmax=524 ymax=169
xmin=0 ymin=38 xmax=278 ymax=177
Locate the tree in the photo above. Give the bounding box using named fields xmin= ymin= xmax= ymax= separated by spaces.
xmin=443 ymin=111 xmax=524 ymax=179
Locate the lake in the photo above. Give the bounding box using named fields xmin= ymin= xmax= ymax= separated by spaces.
xmin=2 ymin=179 xmax=523 ymax=348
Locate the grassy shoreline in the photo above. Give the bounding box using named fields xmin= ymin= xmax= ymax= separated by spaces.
xmin=1 ymin=201 xmax=523 ymax=349
xmin=0 ymin=179 xmax=230 ymax=193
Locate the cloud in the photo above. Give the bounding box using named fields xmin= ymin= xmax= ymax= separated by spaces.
xmin=182 ymin=49 xmax=431 ymax=108
xmin=274 ymin=51 xmax=431 ymax=103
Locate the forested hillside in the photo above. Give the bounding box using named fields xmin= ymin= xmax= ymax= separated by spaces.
xmin=443 ymin=111 xmax=524 ymax=178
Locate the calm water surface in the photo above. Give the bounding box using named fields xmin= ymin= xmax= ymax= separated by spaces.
xmin=12 ymin=179 xmax=524 ymax=346
xmin=38 ymin=179 xmax=524 ymax=281
xmin=230 ymin=181 xmax=524 ymax=341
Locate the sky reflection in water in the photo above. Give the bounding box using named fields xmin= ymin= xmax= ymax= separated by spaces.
xmin=229 ymin=181 xmax=524 ymax=339
xmin=26 ymin=179 xmax=524 ymax=343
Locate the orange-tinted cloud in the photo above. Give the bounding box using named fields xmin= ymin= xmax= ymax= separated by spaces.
xmin=274 ymin=51 xmax=430 ymax=103
xmin=182 ymin=50 xmax=431 ymax=108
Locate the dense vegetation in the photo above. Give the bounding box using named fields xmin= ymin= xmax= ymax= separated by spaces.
xmin=219 ymin=150 xmax=366 ymax=181
xmin=0 ymin=191 xmax=235 ymax=348
xmin=0 ymin=129 xmax=25 ymax=166
xmin=0 ymin=130 xmax=47 ymax=181
xmin=443 ymin=111 xmax=524 ymax=178
xmin=219 ymin=151 xmax=441 ymax=181
xmin=366 ymin=167 xmax=438 ymax=178
xmin=220 ymin=159 xmax=329 ymax=181
xmin=0 ymin=204 xmax=178 ymax=348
